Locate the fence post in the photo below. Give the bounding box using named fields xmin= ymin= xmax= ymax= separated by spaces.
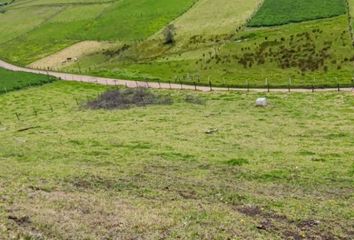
xmin=337 ymin=83 xmax=340 ymax=92
xmin=169 ymin=81 xmax=172 ymax=89
xmin=209 ymin=80 xmax=212 ymax=91
xmin=312 ymin=84 xmax=315 ymax=93
xmin=194 ymin=82 xmax=197 ymax=91
xmin=267 ymin=82 xmax=270 ymax=93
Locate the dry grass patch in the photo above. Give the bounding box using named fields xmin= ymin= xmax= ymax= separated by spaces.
xmin=171 ymin=0 xmax=262 ymax=37
xmin=28 ymin=41 xmax=119 ymax=69
xmin=3 ymin=190 xmax=173 ymax=240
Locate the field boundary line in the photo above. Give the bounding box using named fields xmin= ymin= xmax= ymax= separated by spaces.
xmin=0 ymin=59 xmax=353 ymax=93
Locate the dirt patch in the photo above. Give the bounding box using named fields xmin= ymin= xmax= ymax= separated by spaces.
xmin=8 ymin=215 xmax=31 ymax=227
xmin=28 ymin=41 xmax=119 ymax=69
xmin=236 ymin=205 xmax=347 ymax=240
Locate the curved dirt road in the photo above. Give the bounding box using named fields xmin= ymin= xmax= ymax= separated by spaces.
xmin=0 ymin=59 xmax=353 ymax=93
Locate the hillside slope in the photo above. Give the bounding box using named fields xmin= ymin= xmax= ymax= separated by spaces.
xmin=0 ymin=0 xmax=353 ymax=87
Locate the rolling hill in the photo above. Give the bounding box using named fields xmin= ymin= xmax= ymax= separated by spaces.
xmin=0 ymin=1 xmax=354 ymax=239
xmin=0 ymin=0 xmax=353 ymax=88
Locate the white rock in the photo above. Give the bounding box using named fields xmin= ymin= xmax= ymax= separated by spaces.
xmin=256 ymin=97 xmax=267 ymax=107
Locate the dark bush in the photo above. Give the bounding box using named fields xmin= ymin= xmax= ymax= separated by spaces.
xmin=86 ymin=88 xmax=173 ymax=110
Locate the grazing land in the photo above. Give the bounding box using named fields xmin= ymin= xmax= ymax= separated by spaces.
xmin=0 ymin=67 xmax=55 ymax=94
xmin=0 ymin=0 xmax=353 ymax=239
xmin=0 ymin=81 xmax=353 ymax=239
xmin=248 ymin=0 xmax=347 ymax=27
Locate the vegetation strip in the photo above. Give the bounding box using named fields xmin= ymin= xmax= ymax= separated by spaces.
xmin=0 ymin=59 xmax=352 ymax=92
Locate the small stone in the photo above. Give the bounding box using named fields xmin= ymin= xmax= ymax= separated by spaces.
xmin=205 ymin=128 xmax=218 ymax=134
xmin=256 ymin=97 xmax=267 ymax=107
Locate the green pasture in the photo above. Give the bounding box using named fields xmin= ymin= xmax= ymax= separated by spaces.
xmin=0 ymin=81 xmax=353 ymax=239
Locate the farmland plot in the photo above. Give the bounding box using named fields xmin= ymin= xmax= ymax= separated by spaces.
xmin=248 ymin=0 xmax=347 ymax=27
xmin=0 ymin=6 xmax=61 ymax=44
xmin=171 ymin=0 xmax=262 ymax=37
xmin=80 ymin=0 xmax=198 ymax=41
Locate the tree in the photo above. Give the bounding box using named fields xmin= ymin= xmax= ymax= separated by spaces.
xmin=163 ymin=24 xmax=176 ymax=45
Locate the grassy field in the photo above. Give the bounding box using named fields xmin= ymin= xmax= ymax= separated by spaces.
xmin=0 ymin=0 xmax=197 ymax=65
xmin=248 ymin=0 xmax=347 ymax=27
xmin=170 ymin=0 xmax=261 ymax=37
xmin=0 ymin=6 xmax=61 ymax=44
xmin=0 ymin=81 xmax=353 ymax=239
xmin=0 ymin=67 xmax=55 ymax=94
xmin=79 ymin=0 xmax=197 ymax=41
xmin=0 ymin=0 xmax=353 ymax=88
xmin=63 ymin=16 xmax=354 ymax=88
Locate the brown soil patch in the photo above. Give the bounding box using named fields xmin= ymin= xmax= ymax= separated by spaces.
xmin=28 ymin=41 xmax=119 ymax=69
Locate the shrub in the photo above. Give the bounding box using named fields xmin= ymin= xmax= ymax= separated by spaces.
xmin=86 ymin=88 xmax=173 ymax=110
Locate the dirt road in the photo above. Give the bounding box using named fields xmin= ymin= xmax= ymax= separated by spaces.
xmin=0 ymin=59 xmax=353 ymax=93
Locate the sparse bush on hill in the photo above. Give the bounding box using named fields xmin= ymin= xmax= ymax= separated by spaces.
xmin=163 ymin=24 xmax=176 ymax=45
xmin=86 ymin=88 xmax=173 ymax=110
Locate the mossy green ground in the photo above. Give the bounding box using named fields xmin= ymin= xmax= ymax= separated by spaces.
xmin=0 ymin=81 xmax=353 ymax=239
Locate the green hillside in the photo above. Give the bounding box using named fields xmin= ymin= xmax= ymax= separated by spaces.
xmin=0 ymin=1 xmax=354 ymax=239
xmin=0 ymin=0 xmax=353 ymax=87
